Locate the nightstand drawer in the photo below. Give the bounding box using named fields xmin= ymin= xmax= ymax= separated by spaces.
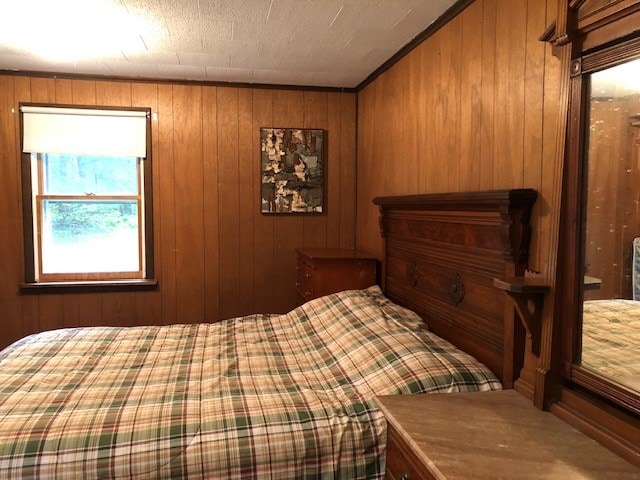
xmin=385 ymin=422 xmax=435 ymax=480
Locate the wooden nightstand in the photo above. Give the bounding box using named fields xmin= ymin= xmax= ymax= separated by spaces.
xmin=295 ymin=248 xmax=377 ymax=304
xmin=376 ymin=390 xmax=639 ymax=480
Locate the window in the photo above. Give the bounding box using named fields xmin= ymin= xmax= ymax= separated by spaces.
xmin=20 ymin=104 xmax=154 ymax=288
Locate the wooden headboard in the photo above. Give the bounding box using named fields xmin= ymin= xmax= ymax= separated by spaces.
xmin=373 ymin=189 xmax=537 ymax=387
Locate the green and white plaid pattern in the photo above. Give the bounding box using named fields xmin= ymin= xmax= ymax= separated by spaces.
xmin=0 ymin=286 xmax=501 ymax=479
xmin=582 ymin=299 xmax=640 ymax=378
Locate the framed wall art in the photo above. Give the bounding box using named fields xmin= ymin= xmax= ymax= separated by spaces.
xmin=260 ymin=128 xmax=324 ymax=214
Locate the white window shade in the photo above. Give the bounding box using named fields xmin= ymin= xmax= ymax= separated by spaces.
xmin=22 ymin=106 xmax=148 ymax=157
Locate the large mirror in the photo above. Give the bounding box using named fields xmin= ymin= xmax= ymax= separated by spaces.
xmin=579 ymin=56 xmax=640 ymax=395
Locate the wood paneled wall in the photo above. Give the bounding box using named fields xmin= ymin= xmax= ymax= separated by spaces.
xmin=356 ymin=0 xmax=562 ymax=274
xmin=0 ymin=75 xmax=356 ymax=349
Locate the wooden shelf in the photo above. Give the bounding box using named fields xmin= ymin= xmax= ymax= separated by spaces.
xmin=494 ymin=276 xmax=550 ymax=355
xmin=583 ymin=275 xmax=602 ymax=290
xmin=493 ymin=276 xmax=551 ymax=294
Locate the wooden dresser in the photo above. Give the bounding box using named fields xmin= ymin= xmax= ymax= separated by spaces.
xmin=376 ymin=390 xmax=640 ymax=479
xmin=295 ymin=248 xmax=377 ymax=304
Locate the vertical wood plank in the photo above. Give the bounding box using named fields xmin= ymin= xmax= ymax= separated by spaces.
xmin=0 ymin=76 xmax=24 ymax=345
xmin=425 ymin=31 xmax=443 ymax=192
xmin=440 ymin=17 xmax=462 ymax=192
xmin=355 ymin=87 xmax=372 ymax=254
xmin=400 ymin=54 xmax=422 ymax=192
xmin=415 ymin=41 xmax=430 ymax=193
xmin=339 ymin=93 xmax=357 ymax=250
xmin=238 ymin=88 xmax=255 ymax=316
xmin=158 ymin=84 xmax=177 ymax=325
xmin=173 ymin=85 xmax=205 ymax=323
xmin=539 ymin=0 xmax=560 ymax=274
xmin=202 ymin=86 xmax=220 ymax=322
xmin=493 ymin=0 xmax=511 ymax=188
xmin=356 ymin=84 xmax=384 ymax=257
xmin=71 ymin=80 xmax=97 ymax=104
xmin=95 ymin=81 xmax=132 ymax=107
xmin=523 ymin=0 xmax=547 ymax=269
xmin=252 ymin=89 xmax=275 ymax=313
xmin=30 ymin=78 xmax=56 ymax=103
xmin=55 ymin=79 xmax=72 ymax=103
xmin=383 ymin=63 xmax=406 ymax=193
xmin=459 ymin=1 xmax=484 ymax=191
xmin=480 ymin=0 xmax=497 ymax=189
xmin=217 ymin=87 xmax=241 ymax=319
xmin=326 ymin=92 xmax=342 ymax=248
xmin=508 ymin=0 xmax=528 ymax=189
xmin=495 ymin=0 xmax=527 ymax=188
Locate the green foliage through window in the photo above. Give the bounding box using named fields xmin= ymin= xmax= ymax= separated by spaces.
xmin=44 ymin=201 xmax=138 ymax=242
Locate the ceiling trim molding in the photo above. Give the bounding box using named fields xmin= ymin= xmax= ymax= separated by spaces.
xmin=0 ymin=69 xmax=357 ymax=94
xmin=355 ymin=0 xmax=474 ymax=92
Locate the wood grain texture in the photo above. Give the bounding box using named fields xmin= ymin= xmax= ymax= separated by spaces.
xmin=0 ymin=77 xmax=23 ymax=347
xmin=202 ymin=86 xmax=220 ymax=322
xmin=377 ymin=390 xmax=640 ymax=479
xmin=238 ymin=88 xmax=255 ymax=316
xmin=356 ymin=0 xmax=560 ymax=277
xmin=0 ymin=74 xmax=356 ymax=347
xmin=216 ymin=87 xmax=241 ymax=320
xmin=157 ymin=84 xmax=176 ymax=325
xmin=339 ymin=93 xmax=357 ymax=250
xmin=459 ymin=0 xmax=483 ymax=192
xmin=522 ymin=0 xmax=546 ymax=269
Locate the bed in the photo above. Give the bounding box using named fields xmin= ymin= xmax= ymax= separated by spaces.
xmin=0 ymin=189 xmax=537 ymax=479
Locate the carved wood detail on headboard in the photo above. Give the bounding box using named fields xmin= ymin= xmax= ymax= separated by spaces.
xmin=373 ymin=189 xmax=537 ymax=388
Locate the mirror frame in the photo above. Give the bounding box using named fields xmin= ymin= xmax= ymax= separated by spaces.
xmin=560 ymin=35 xmax=640 ymax=416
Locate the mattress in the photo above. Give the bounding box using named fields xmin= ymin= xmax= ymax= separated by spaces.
xmin=0 ymin=286 xmax=501 ymax=479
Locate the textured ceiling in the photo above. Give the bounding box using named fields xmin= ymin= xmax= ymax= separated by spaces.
xmin=0 ymin=0 xmax=457 ymax=88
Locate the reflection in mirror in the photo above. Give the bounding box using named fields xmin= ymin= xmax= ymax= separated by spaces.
xmin=581 ymin=57 xmax=640 ymax=393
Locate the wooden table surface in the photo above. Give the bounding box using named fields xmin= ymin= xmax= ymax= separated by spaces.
xmin=376 ymin=390 xmax=639 ymax=479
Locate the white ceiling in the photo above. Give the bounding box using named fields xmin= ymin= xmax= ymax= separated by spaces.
xmin=0 ymin=0 xmax=457 ymax=89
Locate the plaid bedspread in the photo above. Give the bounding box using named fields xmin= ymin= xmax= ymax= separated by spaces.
xmin=582 ymin=299 xmax=640 ymax=378
xmin=0 ymin=286 xmax=501 ymax=479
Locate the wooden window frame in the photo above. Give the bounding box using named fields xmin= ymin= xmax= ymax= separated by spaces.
xmin=19 ymin=103 xmax=156 ymax=293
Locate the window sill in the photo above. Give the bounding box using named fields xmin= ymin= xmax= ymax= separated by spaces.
xmin=19 ymin=279 xmax=158 ymax=294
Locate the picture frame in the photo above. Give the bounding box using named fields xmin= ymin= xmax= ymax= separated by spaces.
xmin=260 ymin=128 xmax=324 ymax=214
